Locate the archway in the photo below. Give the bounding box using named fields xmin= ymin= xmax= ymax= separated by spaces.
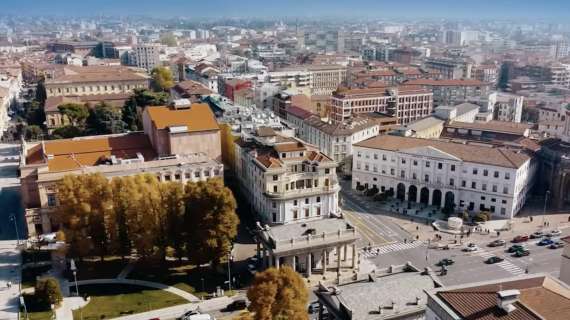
xmin=432 ymin=189 xmax=442 ymax=207
xmin=420 ymin=187 xmax=429 ymax=204
xmin=408 ymin=185 xmax=418 ymax=202
xmin=396 ymin=183 xmax=406 ymax=201
xmin=444 ymin=191 xmax=455 ymax=214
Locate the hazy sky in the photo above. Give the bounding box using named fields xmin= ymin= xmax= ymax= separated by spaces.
xmin=3 ymin=0 xmax=570 ymax=19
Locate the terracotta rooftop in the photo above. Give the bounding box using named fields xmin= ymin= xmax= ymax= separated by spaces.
xmin=434 ymin=276 xmax=570 ymax=320
xmin=286 ymin=105 xmax=315 ymax=120
xmin=44 ymin=93 xmax=132 ymax=112
xmin=25 ymin=133 xmax=156 ymax=172
xmin=446 ymin=121 xmax=532 ymax=136
xmin=145 ymin=103 xmax=219 ymax=133
xmin=173 ymin=80 xmax=213 ymax=97
xmin=405 ymin=79 xmax=488 ymax=86
xmin=355 ymin=135 xmax=530 ymax=169
xmin=334 ymin=85 xmax=431 ymax=98
xmin=45 ymin=66 xmax=149 ymax=84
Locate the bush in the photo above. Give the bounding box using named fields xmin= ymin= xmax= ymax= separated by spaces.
xmin=374 ymin=193 xmax=388 ymax=201
xmin=365 ymin=187 xmax=379 ymax=197
xmin=385 ymin=189 xmax=395 ymax=197
xmin=473 ymin=211 xmax=491 ymax=222
xmin=356 ymin=185 xmax=365 ymax=192
xmin=35 ymin=277 xmax=63 ymax=307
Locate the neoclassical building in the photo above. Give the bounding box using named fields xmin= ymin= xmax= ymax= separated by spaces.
xmin=352 ymin=135 xmax=538 ymax=219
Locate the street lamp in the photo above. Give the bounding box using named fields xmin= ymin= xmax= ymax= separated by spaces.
xmin=542 ymin=190 xmax=550 ymax=228
xmin=70 ymin=259 xmax=79 ymax=298
xmin=9 ymin=214 xmax=19 ymax=245
xmin=201 ymin=277 xmax=205 ymax=300
xmin=20 ymin=296 xmax=28 ymax=320
xmin=227 ymin=252 xmax=233 ymax=291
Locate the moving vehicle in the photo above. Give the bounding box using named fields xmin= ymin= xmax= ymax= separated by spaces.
xmin=513 ymin=249 xmax=530 ymax=257
xmin=488 ymin=239 xmax=506 ymax=247
xmin=549 ymin=241 xmax=565 ymax=249
xmin=485 ymin=256 xmax=505 ymax=264
xmin=512 ymin=235 xmax=529 ymax=243
xmin=225 ymin=299 xmax=247 ymax=311
xmin=185 ymin=315 xmax=215 ymax=320
xmin=308 ymin=301 xmax=320 ymax=314
xmin=507 ymin=244 xmax=526 ymax=253
xmin=537 ymin=238 xmax=554 ymax=246
xmin=463 ymin=243 xmax=479 ymax=252
xmin=549 ymin=230 xmax=562 ymax=237
xmin=179 ymin=310 xmax=200 ymax=320
xmin=530 ymin=231 xmax=544 ymax=239
xmin=436 ymin=258 xmax=455 ymax=267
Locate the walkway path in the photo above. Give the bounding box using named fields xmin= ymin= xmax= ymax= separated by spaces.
xmin=117 ymin=262 xmax=136 ymax=280
xmin=111 ymin=296 xmax=232 ymax=320
xmin=0 ymin=240 xmax=20 ymax=320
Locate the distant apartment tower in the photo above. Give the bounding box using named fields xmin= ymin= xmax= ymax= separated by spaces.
xmin=297 ymin=29 xmax=345 ymax=53
xmin=330 ymin=86 xmax=433 ymax=125
xmin=133 ymin=44 xmax=160 ymax=71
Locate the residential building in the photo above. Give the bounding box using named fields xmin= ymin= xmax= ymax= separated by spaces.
xmin=272 ymin=91 xmax=311 ymax=118
xmin=426 ymin=274 xmax=570 ymax=320
xmin=433 ymin=102 xmax=480 ymax=123
xmin=330 ymin=86 xmax=433 ymax=125
xmin=268 ymin=64 xmax=347 ymax=95
xmin=392 ymin=116 xmax=445 ymax=139
xmin=472 ymin=63 xmax=500 ymax=86
xmin=352 ymin=135 xmax=538 ymax=218
xmin=171 ymin=80 xmax=213 ymax=102
xmin=561 ymin=236 xmax=570 ymax=285
xmin=44 ymin=66 xmax=150 ymax=98
xmin=489 ymin=92 xmax=524 ymax=123
xmin=424 ymin=57 xmax=473 ymax=80
xmin=315 ymin=263 xmax=441 ymax=320
xmin=223 ymin=79 xmax=252 ymax=102
xmin=47 ymin=41 xmax=99 ymax=57
xmin=20 ymin=102 xmax=223 ymax=236
xmin=405 ymin=79 xmax=489 ymax=106
xmin=133 ymin=43 xmax=161 ymax=71
xmin=297 ymin=29 xmax=346 ymax=53
xmin=441 ymin=121 xmax=532 ymax=146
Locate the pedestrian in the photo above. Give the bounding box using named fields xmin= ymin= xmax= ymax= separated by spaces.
xmin=416 ymin=235 xmax=420 ymax=240
xmin=7 ymin=281 xmax=11 ymax=288
xmin=416 ymin=226 xmax=419 ymax=231
xmin=404 ymin=238 xmax=407 ymax=244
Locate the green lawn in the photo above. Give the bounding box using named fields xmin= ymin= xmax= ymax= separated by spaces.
xmin=72 ymin=284 xmax=187 ymax=320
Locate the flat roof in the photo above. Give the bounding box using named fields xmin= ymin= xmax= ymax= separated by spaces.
xmin=145 ymin=104 xmax=219 ymax=133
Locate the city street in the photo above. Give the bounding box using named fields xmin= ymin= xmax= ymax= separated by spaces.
xmin=340 ymin=183 xmax=570 ymax=286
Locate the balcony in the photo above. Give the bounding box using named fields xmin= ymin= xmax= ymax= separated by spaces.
xmin=264 ymin=184 xmax=341 ymax=200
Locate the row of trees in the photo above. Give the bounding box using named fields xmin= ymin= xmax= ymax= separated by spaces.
xmin=56 ymin=174 xmax=239 ymax=266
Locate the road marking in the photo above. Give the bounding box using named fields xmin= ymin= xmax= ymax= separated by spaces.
xmin=342 ymin=195 xmax=399 ymax=237
xmin=476 ymin=250 xmax=526 ymax=276
xmin=343 ymin=210 xmax=388 ymax=247
xmin=360 ymin=241 xmax=423 ymax=258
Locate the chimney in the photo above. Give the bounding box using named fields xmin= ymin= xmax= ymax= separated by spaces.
xmin=496 ymin=289 xmax=520 ymax=313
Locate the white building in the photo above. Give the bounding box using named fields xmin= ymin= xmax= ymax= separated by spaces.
xmin=561 ymin=236 xmax=570 ymax=285
xmin=133 ymin=44 xmax=161 ymax=71
xmin=351 ymin=135 xmax=537 ymax=218
xmin=489 ymin=92 xmax=524 ymax=123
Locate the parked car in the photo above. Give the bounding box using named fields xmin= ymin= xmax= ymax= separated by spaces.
xmin=507 ymin=244 xmax=527 ymax=253
xmin=530 ymin=231 xmax=544 ymax=239
xmin=185 ymin=315 xmax=215 ymax=320
xmin=549 ymin=241 xmax=565 ymax=249
xmin=488 ymin=239 xmax=506 ymax=247
xmin=537 ymin=238 xmax=554 ymax=246
xmin=512 ymin=235 xmax=529 ymax=243
xmin=225 ymin=299 xmax=247 ymax=312
xmin=436 ymin=258 xmax=455 ymax=266
xmin=549 ymin=230 xmax=562 ymax=237
xmin=463 ymin=244 xmax=479 ymax=252
xmin=513 ymin=249 xmax=530 ymax=257
xmin=485 ymin=256 xmax=505 ymax=264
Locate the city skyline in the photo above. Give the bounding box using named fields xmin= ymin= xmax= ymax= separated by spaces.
xmin=3 ymin=0 xmax=570 ymax=19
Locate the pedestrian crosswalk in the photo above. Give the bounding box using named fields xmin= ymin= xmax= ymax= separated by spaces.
xmin=477 ymin=250 xmax=525 ymax=276
xmin=360 ymin=241 xmax=424 ymax=258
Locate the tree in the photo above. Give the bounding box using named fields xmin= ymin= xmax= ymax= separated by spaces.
xmin=35 ymin=277 xmax=63 ymax=307
xmin=50 ymin=125 xmax=84 ymax=139
xmin=122 ymin=89 xmax=169 ymax=131
xmin=247 ymin=267 xmax=308 ymax=320
xmin=162 ymin=182 xmax=186 ymax=260
xmin=58 ymin=103 xmax=89 ymax=127
xmin=36 ymin=78 xmax=47 ymax=104
xmin=86 ymin=101 xmax=125 ymax=134
xmin=151 ymin=66 xmax=174 ymax=92
xmin=184 ymin=178 xmax=239 ymax=267
xmin=24 ymin=100 xmax=46 ymax=126
xmin=159 ymin=33 xmax=178 ymax=47
xmin=24 ymin=125 xmax=44 ymax=140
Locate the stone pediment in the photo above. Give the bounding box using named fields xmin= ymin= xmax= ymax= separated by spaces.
xmin=400 ymin=146 xmax=461 ymax=161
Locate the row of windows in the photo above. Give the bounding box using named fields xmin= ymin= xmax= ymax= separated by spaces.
xmin=49 ymin=83 xmax=144 ymax=95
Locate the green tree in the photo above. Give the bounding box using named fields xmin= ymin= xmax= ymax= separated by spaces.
xmin=121 ymin=89 xmax=169 ymax=131
xmin=36 ymin=78 xmax=47 ymax=104
xmin=162 ymin=182 xmax=186 ymax=260
xmin=24 ymin=100 xmax=46 ymax=126
xmin=247 ymin=267 xmax=308 ymax=320
xmin=86 ymin=101 xmax=125 ymax=134
xmin=50 ymin=125 xmax=84 ymax=139
xmin=24 ymin=125 xmax=44 ymax=140
xmin=58 ymin=103 xmax=89 ymax=127
xmin=151 ymin=66 xmax=174 ymax=92
xmin=35 ymin=277 xmax=63 ymax=307
xmin=159 ymin=33 xmax=178 ymax=46
xmin=184 ymin=178 xmax=239 ymax=267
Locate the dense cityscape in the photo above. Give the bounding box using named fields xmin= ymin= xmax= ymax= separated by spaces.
xmin=1 ymin=1 xmax=570 ymax=320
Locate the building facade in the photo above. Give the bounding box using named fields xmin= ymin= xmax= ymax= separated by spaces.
xmin=133 ymin=44 xmax=161 ymax=71
xmin=351 ymin=135 xmax=537 ymax=218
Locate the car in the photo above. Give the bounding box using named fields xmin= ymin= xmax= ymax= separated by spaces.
xmin=507 ymin=244 xmax=527 ymax=253
xmin=179 ymin=310 xmax=200 ymax=320
xmin=488 ymin=239 xmax=506 ymax=247
xmin=537 ymin=238 xmax=554 ymax=246
xmin=436 ymin=258 xmax=455 ymax=266
xmin=549 ymin=230 xmax=562 ymax=236
xmin=513 ymin=249 xmax=530 ymax=257
xmin=463 ymin=244 xmax=479 ymax=252
xmin=485 ymin=256 xmax=505 ymax=264
xmin=512 ymin=235 xmax=529 ymax=243
xmin=549 ymin=241 xmax=565 ymax=249
xmin=530 ymin=231 xmax=544 ymax=239
xmin=247 ymin=264 xmax=257 ymax=275
xmin=308 ymin=301 xmax=320 ymax=314
xmin=225 ymin=299 xmax=247 ymax=312
xmin=185 ymin=315 xmax=215 ymax=320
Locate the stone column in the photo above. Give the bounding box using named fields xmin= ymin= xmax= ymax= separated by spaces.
xmin=292 ymin=256 xmax=296 ymax=272
xmin=322 ymin=249 xmax=327 ymax=274
xmin=275 ymin=256 xmax=280 ymax=269
xmin=337 ymin=246 xmax=342 ymax=273
xmin=343 ymin=244 xmax=348 ymax=261
xmin=268 ymin=253 xmax=273 ymax=268
xmin=306 ymin=253 xmax=312 ymax=277
xmin=351 ymin=244 xmax=357 ymax=269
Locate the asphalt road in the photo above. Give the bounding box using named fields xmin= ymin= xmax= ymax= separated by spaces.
xmin=0 ymin=143 xmax=24 ymax=241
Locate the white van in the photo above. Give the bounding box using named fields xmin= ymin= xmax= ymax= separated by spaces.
xmin=186 ymin=314 xmax=215 ymax=320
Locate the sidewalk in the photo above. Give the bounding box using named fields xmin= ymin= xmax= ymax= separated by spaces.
xmin=0 ymin=240 xmax=21 ymax=320
xmin=111 ymin=296 xmax=232 ymax=320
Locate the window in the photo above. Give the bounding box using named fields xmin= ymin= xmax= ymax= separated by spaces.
xmin=490 ymin=206 xmax=496 ymax=213
xmin=47 ymin=194 xmax=57 ymax=207
xmin=272 ymin=202 xmax=276 ymax=208
xmin=204 ymin=170 xmax=210 ymax=177
xmin=492 ymin=185 xmax=497 ymax=192
xmin=382 ymin=154 xmax=387 ymax=161
xmin=494 ymin=171 xmax=499 ymax=178
xmin=412 ymin=173 xmax=417 ymax=180
xmin=501 ymin=208 xmax=506 ymax=215
xmin=482 ymin=184 xmax=487 ymax=191
xmin=165 ymin=175 xmax=171 ymax=181
xmin=316 ymin=196 xmax=321 ymax=203
xmin=401 ymin=159 xmax=406 ymax=164
xmin=505 ymin=172 xmax=510 ymax=180
xmin=438 ymin=163 xmax=443 ymax=169
xmin=357 ymin=152 xmax=362 ymax=158
xmin=483 ymin=169 xmax=488 ymax=177
xmin=413 ymin=160 xmax=418 ymax=166
xmin=293 ymin=210 xmax=298 ymax=219
xmin=273 ymin=175 xmax=278 ymax=181
xmin=449 ymin=178 xmax=454 ymax=186
xmin=325 ymin=169 xmax=330 ymax=174
xmin=373 ymin=154 xmax=378 ymax=160
xmin=481 ymin=196 xmax=486 ymax=200
xmin=175 ymin=174 xmax=181 ymax=180
xmin=365 ymin=164 xmax=369 ymax=171
xmin=400 ymin=170 xmax=405 ymax=178
xmin=185 ymin=173 xmax=191 ymax=179
xmin=305 ymin=208 xmax=310 ymax=217
xmin=472 ymin=168 xmax=478 ymax=175
xmin=502 ymin=199 xmax=507 ymax=204
xmin=305 ymin=198 xmax=309 ymax=204
xmin=425 ymin=161 xmax=430 ymax=168
xmin=272 ymin=212 xmax=277 ymax=222
xmin=293 ymin=200 xmax=298 ymax=206
xmin=356 ymin=162 xmax=361 ymax=170
xmin=194 ymin=171 xmax=200 ymax=178
xmin=471 ymin=182 xmax=476 ymax=189
xmin=461 ymin=180 xmax=466 ymax=187
xmin=316 ymin=207 xmax=321 ymax=216
xmin=450 ymin=164 xmax=455 ymax=171
xmin=424 ymin=174 xmax=429 ymax=182
xmin=282 ymin=153 xmax=286 ymax=158
xmin=273 ymin=186 xmax=277 ymax=192
xmin=503 ymin=186 xmax=508 ymax=194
